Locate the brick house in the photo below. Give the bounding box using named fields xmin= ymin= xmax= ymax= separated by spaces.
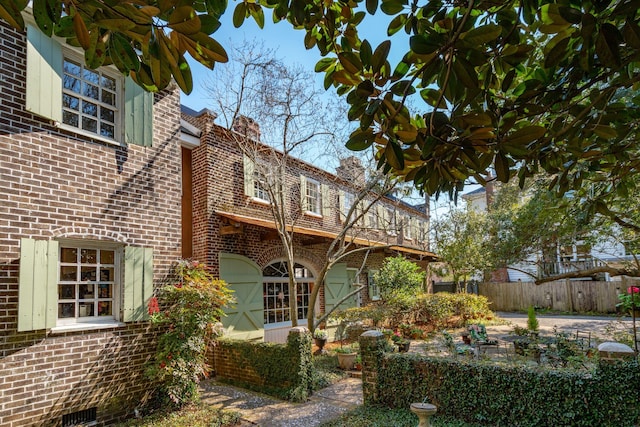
xmin=181 ymin=108 xmax=436 ymax=343
xmin=0 ymin=16 xmax=193 ymax=426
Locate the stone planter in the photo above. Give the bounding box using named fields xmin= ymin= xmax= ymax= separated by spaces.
xmin=314 ymin=337 xmax=327 ymax=354
xmin=396 ymin=341 xmax=410 ymax=353
xmin=337 ymin=352 xmax=357 ymax=370
xmin=410 ymin=402 xmax=437 ymax=427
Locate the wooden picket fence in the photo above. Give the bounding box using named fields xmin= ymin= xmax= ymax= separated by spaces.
xmin=478 ymin=277 xmax=640 ymax=313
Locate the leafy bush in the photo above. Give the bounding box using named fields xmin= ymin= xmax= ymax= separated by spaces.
xmin=115 ymin=405 xmax=240 ymax=427
xmin=332 ymin=292 xmax=494 ymax=331
xmin=374 ymin=255 xmax=425 ymax=301
xmin=146 ymin=260 xmax=234 ymax=408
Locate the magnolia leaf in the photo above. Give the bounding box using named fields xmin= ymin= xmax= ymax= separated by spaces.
xmin=595 ymin=23 xmax=622 ymax=68
xmin=338 ymin=52 xmax=363 ymax=74
xmin=95 ymin=18 xmax=136 ymax=32
xmin=366 ymin=0 xmax=378 ymax=15
xmin=232 ymin=2 xmax=246 ymax=28
xmin=346 ymin=129 xmax=374 ymax=151
xmin=494 ymin=152 xmax=511 ymax=183
xmin=169 ymin=6 xmax=201 ymax=35
xmin=452 ymin=57 xmax=478 ymax=89
xmin=410 ymin=34 xmax=441 ymax=55
xmin=371 ymin=40 xmax=391 ymax=74
xmin=360 ymin=40 xmax=372 ymax=69
xmin=85 ymin=30 xmax=107 ymax=69
xmin=503 ymin=125 xmax=546 ymax=146
xmin=315 ymin=57 xmax=335 ymax=72
xmin=248 ymin=3 xmax=265 ymax=29
xmin=461 ymin=24 xmax=502 ymax=45
xmin=171 ymin=54 xmax=193 ymax=94
xmin=0 ymin=0 xmax=25 ymax=30
xmin=109 ymin=32 xmax=140 ymax=73
xmin=388 ymin=13 xmax=406 ymax=36
xmin=380 ymin=0 xmax=405 ymax=15
xmin=73 ymin=12 xmax=90 ymax=50
xmin=385 ymin=140 xmax=405 ymax=170
xmin=592 ymin=125 xmax=617 ymax=139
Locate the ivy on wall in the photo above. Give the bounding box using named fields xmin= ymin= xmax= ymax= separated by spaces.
xmin=215 ymin=329 xmax=313 ymax=402
xmin=367 ymin=352 xmax=640 ymax=427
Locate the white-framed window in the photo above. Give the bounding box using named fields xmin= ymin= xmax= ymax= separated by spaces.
xmin=263 ymin=262 xmax=314 ymax=325
xmin=343 ymin=192 xmax=355 ymax=218
xmin=26 ymin=24 xmax=153 ymax=147
xmin=386 ymin=208 xmax=397 ymax=236
xmin=368 ymin=270 xmax=380 ymax=301
xmin=403 ymin=215 xmax=412 ymax=240
xmin=57 ymin=243 xmax=121 ymax=325
xmin=305 ymin=178 xmax=321 ymax=215
xmin=367 ymin=208 xmax=379 ymax=230
xmin=61 ymin=55 xmax=122 ymax=141
xmin=18 ymin=238 xmax=153 ymax=332
xmin=253 ymin=170 xmax=270 ymax=202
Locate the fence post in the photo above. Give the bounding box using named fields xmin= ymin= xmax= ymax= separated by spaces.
xmin=359 ymin=330 xmax=387 ymax=405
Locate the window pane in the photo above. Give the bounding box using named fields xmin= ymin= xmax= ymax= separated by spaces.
xmin=101 ymin=75 xmax=116 ymax=90
xmin=63 ymin=75 xmax=81 ymax=93
xmin=60 ymin=266 xmax=77 ymax=281
xmin=101 ymin=250 xmax=114 ymax=264
xmin=59 ymin=303 xmax=75 ymax=318
xmin=59 ymin=284 xmax=75 ymax=299
xmin=83 ymin=82 xmax=99 ymax=100
xmin=101 ymin=124 xmax=115 ymax=139
xmin=64 ymin=60 xmax=81 ymax=77
xmin=83 ymin=68 xmax=100 ymax=85
xmin=101 ymin=90 xmax=115 ymax=106
xmin=79 ymin=284 xmax=95 ymax=299
xmin=98 ymin=301 xmax=112 ymax=316
xmin=82 ymin=117 xmax=97 ymax=133
xmin=63 ymin=94 xmax=79 ymax=111
xmin=98 ymin=283 xmax=112 ymax=298
xmin=83 ymin=101 xmax=98 ymax=117
xmin=63 ymin=111 xmax=79 ymax=127
xmin=79 ymin=302 xmax=94 ymax=317
xmin=81 ymin=249 xmax=97 ymax=263
xmin=81 ymin=266 xmax=97 ymax=281
xmin=99 ymin=267 xmax=114 ymax=282
xmin=60 ymin=247 xmax=77 ymax=263
xmin=100 ymin=107 xmax=114 ymax=123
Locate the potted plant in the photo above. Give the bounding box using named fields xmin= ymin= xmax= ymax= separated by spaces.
xmin=335 ymin=345 xmax=358 ymax=370
xmin=313 ymin=328 xmax=328 ymax=354
xmin=391 ymin=330 xmax=411 ymax=352
xmin=617 ymin=286 xmax=640 ymax=317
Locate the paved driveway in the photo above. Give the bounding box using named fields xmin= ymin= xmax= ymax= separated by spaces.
xmin=491 ymin=311 xmax=637 ymax=341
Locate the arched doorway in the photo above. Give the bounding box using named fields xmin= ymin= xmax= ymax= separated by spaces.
xmin=262 ymin=260 xmax=315 ymax=343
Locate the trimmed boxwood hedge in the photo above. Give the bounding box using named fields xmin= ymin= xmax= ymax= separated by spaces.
xmin=374 ymin=354 xmax=640 ymax=427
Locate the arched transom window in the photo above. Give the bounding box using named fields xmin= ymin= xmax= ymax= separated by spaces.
xmin=263 ymin=261 xmax=313 ymax=325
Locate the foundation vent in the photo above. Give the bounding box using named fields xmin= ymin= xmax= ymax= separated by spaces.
xmin=61 ymin=407 xmax=97 ymax=427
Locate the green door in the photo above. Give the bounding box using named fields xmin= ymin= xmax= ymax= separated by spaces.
xmin=325 ymin=263 xmax=357 ymax=313
xmin=219 ymin=253 xmax=264 ymax=340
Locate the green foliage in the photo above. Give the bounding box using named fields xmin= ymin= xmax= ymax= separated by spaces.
xmin=114 ymin=405 xmax=241 ymax=427
xmin=373 ymin=355 xmax=640 ymax=427
xmin=333 ymin=292 xmax=494 ymax=330
xmin=146 ymin=260 xmax=234 ymax=408
xmin=432 ymin=208 xmax=491 ymax=285
xmin=373 ymin=255 xmax=425 ymax=301
xmin=310 ymin=353 xmax=349 ymax=390
xmin=216 ymin=330 xmax=313 ymax=402
xmin=320 ymin=406 xmax=484 ymax=427
xmin=527 ymin=305 xmax=539 ymax=332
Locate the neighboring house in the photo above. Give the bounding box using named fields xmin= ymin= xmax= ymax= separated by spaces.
xmin=181 ymin=108 xmax=436 ymax=343
xmin=463 ymin=187 xmax=635 ymax=282
xmin=0 ymin=16 xmax=194 ymax=426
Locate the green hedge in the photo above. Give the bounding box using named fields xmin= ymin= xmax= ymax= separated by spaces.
xmin=375 ymin=354 xmax=640 ymax=427
xmin=215 ymin=330 xmax=312 ymax=402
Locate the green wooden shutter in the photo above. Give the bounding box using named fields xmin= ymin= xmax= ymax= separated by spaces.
xmin=18 ymin=238 xmax=58 ymax=332
xmin=368 ymin=270 xmax=380 ymax=301
xmin=321 ymin=184 xmax=331 ymax=218
xmin=219 ymin=253 xmax=264 ymax=340
xmin=123 ymin=246 xmax=154 ymax=322
xmin=243 ymin=155 xmax=255 ymax=197
xmin=25 ymin=25 xmax=63 ymax=122
xmin=338 ymin=190 xmax=346 ymax=222
xmin=125 ymin=78 xmax=153 ymax=147
xmin=300 ymin=175 xmax=308 ymax=211
xmin=325 ymin=263 xmax=355 ymax=313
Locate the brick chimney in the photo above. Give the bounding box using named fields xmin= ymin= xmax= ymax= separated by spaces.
xmin=336 ymin=156 xmax=365 ymax=186
xmin=232 ymin=115 xmax=260 ymax=141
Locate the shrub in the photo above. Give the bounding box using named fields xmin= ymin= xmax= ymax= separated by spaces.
xmin=527 ymin=305 xmax=539 ymax=332
xmin=374 ymin=255 xmax=425 ymax=301
xmin=372 ymin=354 xmax=640 ymax=427
xmin=146 ymin=260 xmax=234 ymax=408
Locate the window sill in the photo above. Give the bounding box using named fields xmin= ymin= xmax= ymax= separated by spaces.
xmin=57 ymin=123 xmax=124 ymax=148
xmin=50 ymin=320 xmax=126 ymax=334
xmin=304 ymin=211 xmax=323 ymax=219
xmin=250 ymin=197 xmax=272 ymax=206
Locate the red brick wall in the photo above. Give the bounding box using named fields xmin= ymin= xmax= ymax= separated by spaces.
xmin=185 ymin=113 xmax=430 ymax=308
xmin=0 ymin=21 xmax=182 ymax=427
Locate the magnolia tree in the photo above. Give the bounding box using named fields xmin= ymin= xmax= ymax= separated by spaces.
xmin=3 ymin=1 xmax=640 ymax=204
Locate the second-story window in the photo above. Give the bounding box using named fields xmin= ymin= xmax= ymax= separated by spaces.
xmin=305 ymin=178 xmax=321 ymax=215
xmin=62 ymin=57 xmax=121 ymax=140
xmin=403 ymin=215 xmax=412 ymax=240
xmin=253 ymin=171 xmax=270 ymax=202
xmin=367 ymin=207 xmax=378 ymax=229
